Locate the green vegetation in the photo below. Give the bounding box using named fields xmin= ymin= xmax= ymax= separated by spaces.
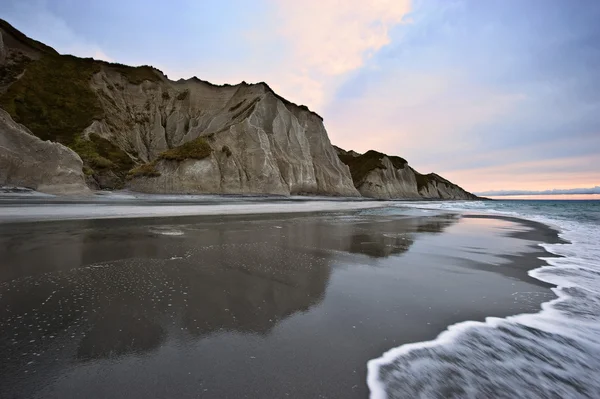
xmin=337 ymin=150 xmax=387 ymax=186
xmin=0 ymin=52 xmax=33 ymax=87
xmin=0 ymin=53 xmax=161 ymax=145
xmin=162 ymin=91 xmax=170 ymax=100
xmin=336 ymin=148 xmax=409 ymax=188
xmin=159 ymin=137 xmax=212 ymax=161
xmin=0 ymin=21 xmax=169 ymax=189
xmin=82 ymin=166 xmax=94 ymax=176
xmin=0 ymin=51 xmax=163 ymax=185
xmin=414 ymin=172 xmax=434 ymax=191
xmin=0 ymin=54 xmax=103 ymax=143
xmin=99 ymin=62 xmax=161 ymax=85
xmin=414 ymin=172 xmax=456 ymax=192
xmin=70 ymin=134 xmax=134 ymax=173
xmin=127 ymin=162 xmax=161 ymax=179
xmin=388 ymin=155 xmax=408 ymax=169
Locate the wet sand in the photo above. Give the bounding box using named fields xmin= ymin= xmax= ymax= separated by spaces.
xmin=0 ymin=207 xmax=561 ymax=398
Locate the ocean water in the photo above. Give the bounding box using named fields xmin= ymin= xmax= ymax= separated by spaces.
xmin=368 ymin=200 xmax=600 ymax=399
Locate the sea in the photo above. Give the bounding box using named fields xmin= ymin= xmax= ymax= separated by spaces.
xmin=368 ymin=199 xmax=600 ymax=399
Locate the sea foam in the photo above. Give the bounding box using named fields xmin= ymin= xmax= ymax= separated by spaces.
xmin=367 ymin=201 xmax=600 ymax=398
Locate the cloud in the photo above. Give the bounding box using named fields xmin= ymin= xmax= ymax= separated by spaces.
xmin=155 ymin=0 xmax=413 ymax=111
xmin=325 ymin=70 xmax=526 ymax=164
xmin=274 ymin=0 xmax=411 ymax=77
xmin=322 ymin=0 xmax=600 ymax=193
xmin=475 ymin=186 xmax=600 ymax=196
xmin=256 ymin=0 xmax=412 ymax=109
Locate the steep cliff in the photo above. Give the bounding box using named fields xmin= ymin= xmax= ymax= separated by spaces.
xmin=335 ymin=146 xmax=478 ymax=200
xmin=0 ymin=19 xmax=358 ymax=196
xmin=0 ymin=19 xmax=476 ymax=200
xmin=0 ymin=109 xmax=89 ymax=195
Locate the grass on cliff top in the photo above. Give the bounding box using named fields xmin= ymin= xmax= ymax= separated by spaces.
xmin=337 ymin=150 xmax=408 ymax=187
xmin=337 ymin=150 xmax=385 ymax=186
xmin=100 ymin=62 xmax=162 ymax=85
xmin=0 ymin=54 xmax=103 ymax=143
xmin=388 ymin=155 xmax=408 ymax=169
xmin=159 ymin=137 xmax=212 ymax=161
xmin=414 ymin=172 xmax=435 ymax=191
xmin=414 ymin=171 xmax=469 ymax=195
xmin=0 ymin=54 xmax=162 ymax=144
xmin=0 ymin=52 xmax=162 ymax=185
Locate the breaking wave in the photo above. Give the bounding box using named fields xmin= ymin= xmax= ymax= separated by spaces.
xmin=368 ymin=200 xmax=600 ymax=398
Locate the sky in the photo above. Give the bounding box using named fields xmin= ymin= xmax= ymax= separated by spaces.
xmin=1 ymin=0 xmax=599 ymax=194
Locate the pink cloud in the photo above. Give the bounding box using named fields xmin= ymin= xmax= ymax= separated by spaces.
xmin=325 ymin=71 xmax=525 ymax=158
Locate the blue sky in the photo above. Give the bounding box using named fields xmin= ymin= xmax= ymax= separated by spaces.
xmin=1 ymin=0 xmax=598 ymax=192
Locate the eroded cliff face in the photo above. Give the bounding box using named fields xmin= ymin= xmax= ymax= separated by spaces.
xmin=85 ymin=71 xmax=358 ymax=195
xmin=0 ymin=19 xmax=358 ymax=196
xmin=414 ymin=172 xmax=479 ymax=200
xmin=0 ymin=109 xmax=89 ymax=195
xmin=335 ymin=147 xmax=477 ymax=200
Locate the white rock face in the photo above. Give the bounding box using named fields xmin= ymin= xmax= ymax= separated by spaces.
xmin=0 ymin=109 xmax=89 ymax=195
xmin=84 ymin=70 xmax=358 ymax=196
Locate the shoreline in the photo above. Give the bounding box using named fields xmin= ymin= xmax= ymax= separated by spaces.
xmin=367 ymin=203 xmax=600 ymax=398
xmin=0 ymin=205 xmax=569 ymax=398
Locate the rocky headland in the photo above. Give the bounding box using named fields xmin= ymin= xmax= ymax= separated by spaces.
xmin=0 ymin=19 xmax=476 ymax=200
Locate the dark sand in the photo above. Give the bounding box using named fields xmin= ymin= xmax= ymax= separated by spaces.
xmin=0 ymin=208 xmax=561 ymax=398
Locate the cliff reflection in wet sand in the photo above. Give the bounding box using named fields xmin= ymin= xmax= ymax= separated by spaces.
xmin=0 ymin=212 xmax=458 ymax=398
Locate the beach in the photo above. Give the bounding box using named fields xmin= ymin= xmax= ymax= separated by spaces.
xmin=0 ymin=198 xmax=563 ymax=398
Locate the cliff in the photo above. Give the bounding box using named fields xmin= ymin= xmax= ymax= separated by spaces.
xmin=0 ymin=19 xmax=358 ymax=196
xmin=335 ymin=146 xmax=478 ymax=200
xmin=0 ymin=19 xmax=476 ymax=200
xmin=0 ymin=109 xmax=89 ymax=195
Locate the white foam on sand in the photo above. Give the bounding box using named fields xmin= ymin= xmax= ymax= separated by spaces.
xmin=149 ymin=227 xmax=185 ymax=236
xmin=367 ymin=201 xmax=600 ymax=398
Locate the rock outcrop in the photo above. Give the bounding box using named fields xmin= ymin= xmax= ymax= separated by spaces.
xmin=0 ymin=19 xmax=358 ymax=196
xmin=0 ymin=109 xmax=89 ymax=195
xmin=335 ymin=147 xmax=478 ymax=200
xmin=86 ymin=75 xmax=358 ymax=195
